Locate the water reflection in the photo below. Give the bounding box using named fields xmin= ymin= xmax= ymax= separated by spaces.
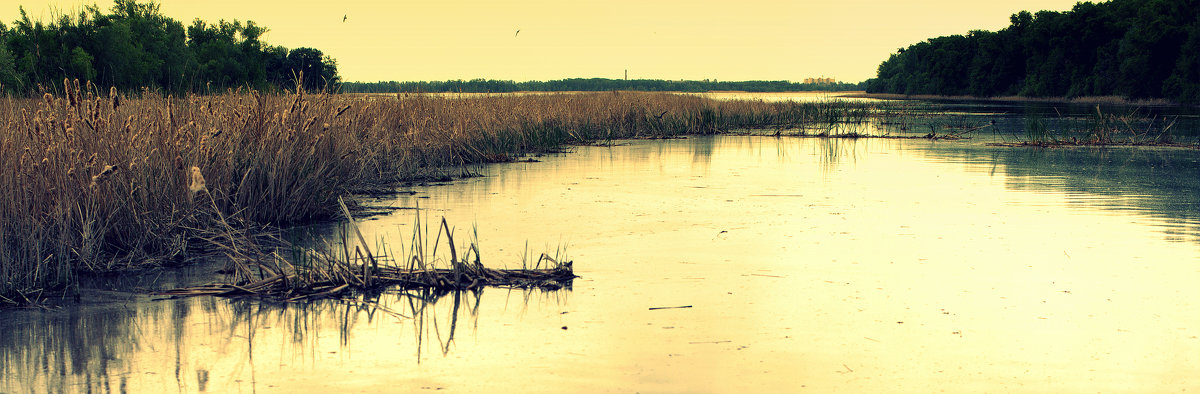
xmin=0 ymin=287 xmax=565 ymax=392
xmin=815 ymin=137 xmax=861 ymax=175
xmin=920 ymin=143 xmax=1200 ymax=242
xmin=4 ymin=133 xmax=1200 ymax=392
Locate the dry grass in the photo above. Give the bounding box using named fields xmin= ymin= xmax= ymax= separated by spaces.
xmin=0 ymin=82 xmax=875 ymax=303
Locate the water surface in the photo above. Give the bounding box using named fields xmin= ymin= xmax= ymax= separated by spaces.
xmin=3 ymin=134 xmax=1199 ymax=392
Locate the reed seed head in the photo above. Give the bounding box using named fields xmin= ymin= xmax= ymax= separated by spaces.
xmin=189 ymin=166 xmax=207 ymax=192
xmin=89 ymin=165 xmax=117 ymax=188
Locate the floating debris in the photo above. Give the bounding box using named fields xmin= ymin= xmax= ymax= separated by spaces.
xmin=157 ymin=197 xmax=575 ymax=301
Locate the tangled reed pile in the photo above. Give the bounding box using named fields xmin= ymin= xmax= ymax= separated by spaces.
xmin=157 ymin=199 xmax=576 ymax=301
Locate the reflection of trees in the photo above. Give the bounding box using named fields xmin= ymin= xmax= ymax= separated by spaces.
xmin=0 ymin=287 xmax=565 ymax=392
xmin=922 ymin=144 xmax=1200 ymax=243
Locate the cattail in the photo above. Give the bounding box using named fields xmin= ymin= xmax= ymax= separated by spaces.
xmin=64 ymin=78 xmax=74 ymax=107
xmin=110 ymin=86 xmax=120 ymax=110
xmin=90 ymin=165 xmax=117 ymax=189
xmin=91 ymin=97 xmax=102 ymax=123
xmin=167 ymin=95 xmax=175 ymax=127
xmin=43 ymin=93 xmax=53 ymax=107
xmin=188 ymin=166 xmax=207 ymax=197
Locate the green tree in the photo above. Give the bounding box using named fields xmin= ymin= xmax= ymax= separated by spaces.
xmin=1162 ymin=19 xmax=1200 ymax=102
xmin=284 ymin=47 xmax=338 ymax=91
xmin=865 ymin=0 xmax=1199 ymax=101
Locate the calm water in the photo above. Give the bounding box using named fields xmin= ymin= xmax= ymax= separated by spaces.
xmin=3 ymin=133 xmax=1200 ymax=392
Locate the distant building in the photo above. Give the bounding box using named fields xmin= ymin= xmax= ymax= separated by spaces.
xmin=803 ymin=77 xmax=836 ymax=84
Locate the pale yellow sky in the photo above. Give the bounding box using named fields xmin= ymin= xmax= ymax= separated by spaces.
xmin=4 ymin=0 xmax=1083 ymax=83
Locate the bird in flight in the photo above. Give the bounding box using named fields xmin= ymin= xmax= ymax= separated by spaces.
xmin=515 ymin=29 xmax=520 ymax=37
xmin=343 ymin=14 xmax=348 ymax=22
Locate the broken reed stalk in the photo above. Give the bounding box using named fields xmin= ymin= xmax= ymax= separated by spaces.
xmin=156 ymin=197 xmax=575 ymax=301
xmin=338 ymin=196 xmax=376 ymax=286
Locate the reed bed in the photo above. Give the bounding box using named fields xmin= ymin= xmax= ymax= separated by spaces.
xmin=1 ymin=83 xmax=882 ymax=303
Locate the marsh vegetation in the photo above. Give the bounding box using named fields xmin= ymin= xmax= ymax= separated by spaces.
xmin=0 ymin=85 xmax=892 ymax=304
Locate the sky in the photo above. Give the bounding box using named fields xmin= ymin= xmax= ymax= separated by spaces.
xmin=3 ymin=0 xmax=1085 ymax=83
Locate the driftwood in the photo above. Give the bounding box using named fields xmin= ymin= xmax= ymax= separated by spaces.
xmin=156 ymin=197 xmax=576 ymax=301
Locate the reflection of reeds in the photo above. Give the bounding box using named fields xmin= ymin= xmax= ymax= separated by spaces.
xmin=0 ymin=284 xmax=559 ymax=391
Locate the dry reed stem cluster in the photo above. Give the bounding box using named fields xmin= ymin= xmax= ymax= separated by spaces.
xmin=0 ymin=85 xmax=867 ymax=302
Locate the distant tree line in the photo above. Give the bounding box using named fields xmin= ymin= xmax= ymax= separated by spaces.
xmin=342 ymin=78 xmax=866 ymax=93
xmin=0 ymin=0 xmax=339 ymax=95
xmin=865 ymin=0 xmax=1200 ymax=102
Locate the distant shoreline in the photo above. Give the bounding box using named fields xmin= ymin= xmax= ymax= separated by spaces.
xmin=843 ymin=92 xmax=1186 ymax=107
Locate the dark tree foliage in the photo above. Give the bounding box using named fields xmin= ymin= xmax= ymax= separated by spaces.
xmin=865 ymin=0 xmax=1200 ymax=103
xmin=342 ymin=78 xmax=867 ymax=93
xmin=0 ymin=0 xmax=338 ymax=95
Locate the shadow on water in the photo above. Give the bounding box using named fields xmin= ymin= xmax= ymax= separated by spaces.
xmin=0 ymin=285 xmax=565 ymax=392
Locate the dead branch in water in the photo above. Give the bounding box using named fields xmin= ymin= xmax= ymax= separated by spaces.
xmin=156 ymin=197 xmax=575 ymax=301
xmin=155 ymin=261 xmax=575 ymax=301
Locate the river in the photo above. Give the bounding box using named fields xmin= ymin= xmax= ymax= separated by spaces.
xmin=3 ymin=100 xmax=1200 ymax=392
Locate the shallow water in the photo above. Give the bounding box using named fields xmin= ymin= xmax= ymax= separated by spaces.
xmin=3 ymin=135 xmax=1200 ymax=392
xmin=688 ymin=91 xmax=873 ymax=102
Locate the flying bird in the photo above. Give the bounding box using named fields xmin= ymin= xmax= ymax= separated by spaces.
xmin=515 ymin=29 xmax=520 ymax=37
xmin=343 ymin=14 xmax=348 ymax=22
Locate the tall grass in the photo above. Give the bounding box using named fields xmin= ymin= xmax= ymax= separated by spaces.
xmin=0 ymin=83 xmax=876 ymax=302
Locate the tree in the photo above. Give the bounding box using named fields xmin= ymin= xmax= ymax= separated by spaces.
xmin=0 ymin=0 xmax=338 ymax=94
xmin=866 ymin=0 xmax=1199 ymax=101
xmin=284 ymin=47 xmax=338 ymax=91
